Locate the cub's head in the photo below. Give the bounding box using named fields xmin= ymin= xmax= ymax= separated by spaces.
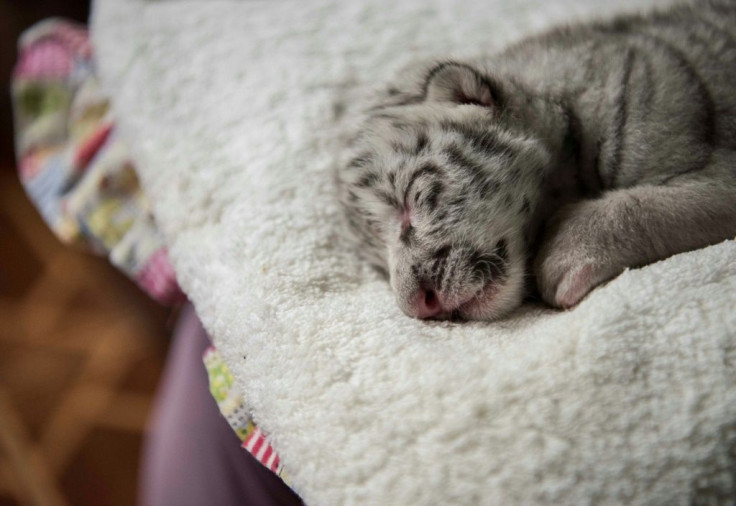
xmin=337 ymin=61 xmax=558 ymax=321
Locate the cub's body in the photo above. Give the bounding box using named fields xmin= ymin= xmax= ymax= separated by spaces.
xmin=337 ymin=1 xmax=736 ymax=320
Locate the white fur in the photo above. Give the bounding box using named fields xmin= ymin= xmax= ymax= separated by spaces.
xmin=93 ymin=0 xmax=736 ymax=503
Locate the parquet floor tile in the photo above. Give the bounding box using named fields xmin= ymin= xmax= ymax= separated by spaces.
xmin=0 ymin=168 xmax=173 ymax=506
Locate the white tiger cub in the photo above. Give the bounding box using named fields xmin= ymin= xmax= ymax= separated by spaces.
xmin=336 ymin=1 xmax=736 ymax=321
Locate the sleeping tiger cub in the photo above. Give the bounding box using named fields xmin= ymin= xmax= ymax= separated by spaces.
xmin=336 ymin=0 xmax=736 ymax=321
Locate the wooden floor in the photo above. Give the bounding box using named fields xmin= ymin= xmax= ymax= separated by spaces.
xmin=0 ymin=167 xmax=173 ymax=506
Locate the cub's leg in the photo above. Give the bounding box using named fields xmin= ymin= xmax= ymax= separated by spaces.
xmin=534 ymin=152 xmax=736 ymax=308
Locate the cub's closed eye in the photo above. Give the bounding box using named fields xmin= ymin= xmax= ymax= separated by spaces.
xmin=456 ymin=94 xmax=489 ymax=107
xmin=420 ymin=181 xmax=443 ymax=210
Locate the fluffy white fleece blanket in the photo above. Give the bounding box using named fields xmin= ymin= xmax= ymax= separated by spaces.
xmin=92 ymin=0 xmax=736 ymax=503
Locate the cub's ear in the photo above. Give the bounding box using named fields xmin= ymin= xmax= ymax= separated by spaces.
xmin=423 ymin=62 xmax=496 ymax=107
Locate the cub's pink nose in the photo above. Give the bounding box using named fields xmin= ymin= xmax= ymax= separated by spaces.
xmin=413 ymin=288 xmax=443 ymax=319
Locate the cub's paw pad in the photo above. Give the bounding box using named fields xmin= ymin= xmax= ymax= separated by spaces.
xmin=554 ymin=263 xmax=595 ymax=309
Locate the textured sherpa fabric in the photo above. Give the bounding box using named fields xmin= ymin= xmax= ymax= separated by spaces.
xmin=91 ymin=0 xmax=736 ymax=504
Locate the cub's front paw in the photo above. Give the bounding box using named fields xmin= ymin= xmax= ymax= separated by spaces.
xmin=535 ymin=257 xmax=602 ymax=309
xmin=533 ymin=202 xmax=621 ymax=309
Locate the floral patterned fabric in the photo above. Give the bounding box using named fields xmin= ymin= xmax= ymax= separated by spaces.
xmin=12 ymin=18 xmax=182 ymax=304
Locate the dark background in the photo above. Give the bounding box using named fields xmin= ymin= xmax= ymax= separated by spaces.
xmin=0 ymin=0 xmax=90 ymax=167
xmin=1 ymin=2 xmax=174 ymax=506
